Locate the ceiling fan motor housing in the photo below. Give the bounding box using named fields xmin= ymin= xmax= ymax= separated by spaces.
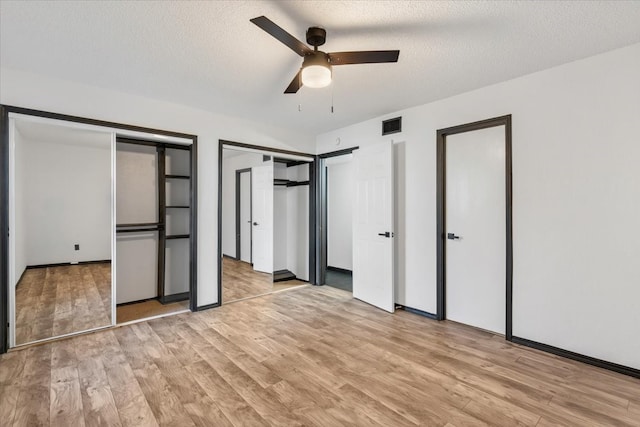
xmin=303 ymin=51 xmax=331 ymax=69
xmin=306 ymin=27 xmax=326 ymax=47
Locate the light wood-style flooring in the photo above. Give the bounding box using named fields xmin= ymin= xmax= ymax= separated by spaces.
xmin=117 ymin=299 xmax=190 ymax=324
xmin=15 ymin=264 xmax=112 ymax=345
xmin=2 ymin=285 xmax=638 ymax=426
xmin=222 ymin=257 xmax=306 ymax=303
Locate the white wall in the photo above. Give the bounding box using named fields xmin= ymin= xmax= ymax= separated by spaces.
xmin=20 ymin=127 xmax=111 ymax=266
xmin=326 ymin=157 xmax=353 ymax=271
xmin=221 ymin=151 xmax=264 ymax=257
xmin=1 ymin=67 xmax=314 ymax=307
xmin=316 ymin=43 xmax=640 ymax=369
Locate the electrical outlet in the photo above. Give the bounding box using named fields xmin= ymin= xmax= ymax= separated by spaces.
xmin=74 ymin=244 xmax=79 ymax=251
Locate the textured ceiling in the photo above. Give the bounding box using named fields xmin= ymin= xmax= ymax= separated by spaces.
xmin=2 ymin=1 xmax=640 ymax=136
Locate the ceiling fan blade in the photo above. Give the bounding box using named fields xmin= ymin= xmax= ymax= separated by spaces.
xmin=284 ymin=70 xmax=302 ymax=94
xmin=328 ymin=50 xmax=400 ymax=65
xmin=250 ymin=16 xmax=313 ymax=57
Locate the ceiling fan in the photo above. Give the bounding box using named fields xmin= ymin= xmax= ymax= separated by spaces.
xmin=250 ymin=16 xmax=400 ymax=94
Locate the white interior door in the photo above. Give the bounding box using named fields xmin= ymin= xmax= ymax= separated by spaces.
xmin=251 ymin=163 xmax=273 ymax=273
xmin=446 ymin=125 xmax=506 ymax=334
xmin=239 ymin=172 xmax=252 ymax=263
xmin=353 ymin=141 xmax=395 ymax=312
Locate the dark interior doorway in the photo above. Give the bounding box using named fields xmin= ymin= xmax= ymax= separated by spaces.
xmin=318 ymin=147 xmax=359 ymax=292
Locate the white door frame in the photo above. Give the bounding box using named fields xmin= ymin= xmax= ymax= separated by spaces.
xmin=436 ymin=115 xmax=513 ymax=339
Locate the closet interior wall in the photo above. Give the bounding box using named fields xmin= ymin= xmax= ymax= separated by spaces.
xmin=273 ymin=161 xmax=310 ymax=281
xmin=115 ymin=142 xmax=158 ymax=304
xmin=116 ymin=139 xmax=192 ymax=306
xmin=273 ymin=163 xmax=288 ymax=273
xmin=286 ymin=163 xmax=310 ymax=281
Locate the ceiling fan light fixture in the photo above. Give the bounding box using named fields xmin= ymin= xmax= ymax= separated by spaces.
xmin=301 ymin=64 xmax=332 ymax=88
xmin=301 ymin=52 xmax=332 ymax=88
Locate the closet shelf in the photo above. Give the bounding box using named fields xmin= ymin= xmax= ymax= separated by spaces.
xmin=166 ymin=234 xmax=190 ymax=239
xmin=165 ymin=174 xmax=190 ymax=179
xmin=166 ymin=205 xmax=190 ymax=208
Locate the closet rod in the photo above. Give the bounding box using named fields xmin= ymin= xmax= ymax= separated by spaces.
xmin=116 ymin=227 xmax=161 ymax=233
xmin=116 ymin=222 xmax=163 ymax=228
xmin=287 ymin=180 xmax=310 ymax=187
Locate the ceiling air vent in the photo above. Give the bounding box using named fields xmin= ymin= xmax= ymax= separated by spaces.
xmin=382 ymin=117 xmax=402 ymax=136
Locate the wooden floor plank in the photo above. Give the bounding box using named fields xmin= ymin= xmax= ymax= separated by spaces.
xmin=50 ymin=366 xmax=85 ymax=427
xmin=109 ymin=382 xmax=159 ymax=427
xmin=0 ymin=381 xmax=19 ymax=425
xmin=13 ymin=373 xmax=51 ymax=427
xmin=186 ymin=359 xmax=269 ymax=426
xmin=77 ymin=357 xmax=123 ymax=427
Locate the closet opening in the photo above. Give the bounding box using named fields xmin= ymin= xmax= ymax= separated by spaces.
xmin=115 ymin=137 xmax=194 ymax=324
xmin=218 ymin=140 xmax=316 ymax=304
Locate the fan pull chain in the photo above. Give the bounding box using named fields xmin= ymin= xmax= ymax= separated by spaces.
xmin=331 ymin=84 xmax=334 ymax=113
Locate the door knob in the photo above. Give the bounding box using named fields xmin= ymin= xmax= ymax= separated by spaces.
xmin=253 ymin=222 xmax=259 ymax=226
xmin=378 ymin=232 xmax=392 ymax=238
xmin=447 ymin=233 xmax=460 ymax=240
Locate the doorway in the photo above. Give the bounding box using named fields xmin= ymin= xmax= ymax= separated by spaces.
xmin=436 ymin=115 xmax=513 ymax=338
xmin=317 ymin=142 xmax=396 ymax=314
xmin=321 ymin=153 xmax=354 ymax=292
